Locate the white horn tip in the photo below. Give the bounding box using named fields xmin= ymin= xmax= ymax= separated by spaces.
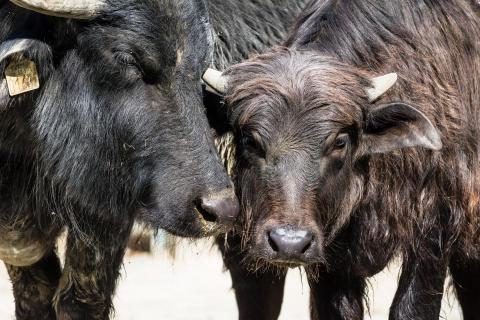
xmin=203 ymin=68 xmax=227 ymax=95
xmin=367 ymin=72 xmax=398 ymax=102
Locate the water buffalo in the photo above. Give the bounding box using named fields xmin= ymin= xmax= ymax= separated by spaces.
xmin=127 ymin=0 xmax=309 ymax=254
xmin=0 ymin=0 xmax=240 ymax=318
xmin=207 ymin=0 xmax=480 ymax=319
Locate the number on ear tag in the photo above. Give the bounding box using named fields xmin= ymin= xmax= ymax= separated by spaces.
xmin=5 ymin=58 xmax=40 ymax=96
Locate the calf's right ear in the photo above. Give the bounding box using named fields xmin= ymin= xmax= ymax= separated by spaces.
xmin=0 ymin=39 xmax=50 ymax=109
xmin=203 ymin=86 xmax=232 ymax=136
xmin=202 ymin=68 xmax=231 ymax=135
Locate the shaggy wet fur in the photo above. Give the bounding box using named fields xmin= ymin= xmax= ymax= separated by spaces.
xmin=205 ymin=0 xmax=308 ymax=137
xmin=209 ymin=0 xmax=307 ymax=69
xmin=218 ymin=0 xmax=480 ymax=319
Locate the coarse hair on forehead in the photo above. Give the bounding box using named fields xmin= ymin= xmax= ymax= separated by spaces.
xmin=225 ymin=47 xmax=368 ymax=132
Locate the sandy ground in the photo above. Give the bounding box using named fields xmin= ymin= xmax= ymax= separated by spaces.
xmin=0 ymin=239 xmax=463 ymax=320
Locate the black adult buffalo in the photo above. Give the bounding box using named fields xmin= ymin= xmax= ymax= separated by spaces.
xmin=127 ymin=0 xmax=309 ymax=253
xmin=207 ymin=0 xmax=480 ymax=319
xmin=0 ymin=0 xmax=241 ymax=319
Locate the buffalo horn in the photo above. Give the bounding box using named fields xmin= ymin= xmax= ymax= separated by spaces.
xmin=367 ymin=73 xmax=398 ymax=102
xmin=203 ymin=68 xmax=228 ymax=95
xmin=10 ymin=0 xmax=102 ymax=19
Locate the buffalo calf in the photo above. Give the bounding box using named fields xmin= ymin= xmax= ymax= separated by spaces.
xmin=208 ymin=0 xmax=480 ymax=319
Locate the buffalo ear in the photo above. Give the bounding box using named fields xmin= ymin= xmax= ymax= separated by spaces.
xmin=361 ymin=102 xmax=442 ymax=154
xmin=204 ymin=87 xmax=231 ymax=136
xmin=0 ymin=39 xmax=50 ymax=110
xmin=0 ymin=79 xmax=8 ymax=108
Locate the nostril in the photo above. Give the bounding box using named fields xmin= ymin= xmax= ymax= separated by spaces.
xmin=301 ymin=235 xmax=313 ymax=254
xmin=194 ymin=198 xmax=218 ymax=223
xmin=267 ymin=231 xmax=279 ymax=252
xmin=195 ymin=191 xmax=239 ymax=226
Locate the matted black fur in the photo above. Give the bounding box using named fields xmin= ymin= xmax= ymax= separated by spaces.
xmin=217 ymin=0 xmax=480 ymax=319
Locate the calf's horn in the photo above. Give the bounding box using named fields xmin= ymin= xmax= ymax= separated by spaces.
xmin=9 ymin=0 xmax=103 ymax=19
xmin=203 ymin=68 xmax=228 ymax=95
xmin=366 ymin=73 xmax=398 ymax=102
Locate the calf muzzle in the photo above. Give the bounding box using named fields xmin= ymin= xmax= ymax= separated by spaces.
xmin=264 ymin=226 xmax=317 ymax=264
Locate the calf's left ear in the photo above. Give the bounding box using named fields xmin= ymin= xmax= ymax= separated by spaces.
xmin=361 ymin=102 xmax=442 ymax=154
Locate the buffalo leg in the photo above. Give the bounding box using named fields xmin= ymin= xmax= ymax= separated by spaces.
xmin=449 ymin=254 xmax=480 ymax=320
xmin=308 ymin=273 xmax=366 ymax=320
xmin=5 ymin=250 xmax=61 ymax=320
xmin=389 ymin=252 xmax=447 ymax=320
xmin=218 ymin=234 xmax=287 ymax=320
xmin=54 ymin=219 xmax=133 ymax=320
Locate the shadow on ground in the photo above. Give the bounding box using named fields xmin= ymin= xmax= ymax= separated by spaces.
xmin=0 ymin=239 xmax=462 ymax=320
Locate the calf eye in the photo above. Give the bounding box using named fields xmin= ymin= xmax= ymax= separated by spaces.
xmin=334 ymin=134 xmax=349 ymax=150
xmin=243 ymin=135 xmax=259 ymax=150
xmin=242 ymin=133 xmax=265 ymax=158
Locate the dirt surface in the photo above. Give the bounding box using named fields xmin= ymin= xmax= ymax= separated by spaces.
xmin=0 ymin=239 xmax=462 ymax=319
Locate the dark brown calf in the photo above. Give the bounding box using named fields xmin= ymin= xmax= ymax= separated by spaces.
xmin=208 ymin=0 xmax=480 ymax=319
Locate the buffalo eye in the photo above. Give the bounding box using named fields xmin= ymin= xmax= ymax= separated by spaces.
xmin=242 ymin=133 xmax=265 ymax=158
xmin=112 ymin=51 xmax=142 ymax=79
xmin=333 ymin=133 xmax=349 ymax=150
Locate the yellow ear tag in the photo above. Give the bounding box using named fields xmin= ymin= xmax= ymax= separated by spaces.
xmin=4 ymin=58 xmax=40 ymax=96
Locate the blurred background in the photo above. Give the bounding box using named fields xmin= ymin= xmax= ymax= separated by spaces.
xmin=0 ymin=236 xmax=462 ymax=320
